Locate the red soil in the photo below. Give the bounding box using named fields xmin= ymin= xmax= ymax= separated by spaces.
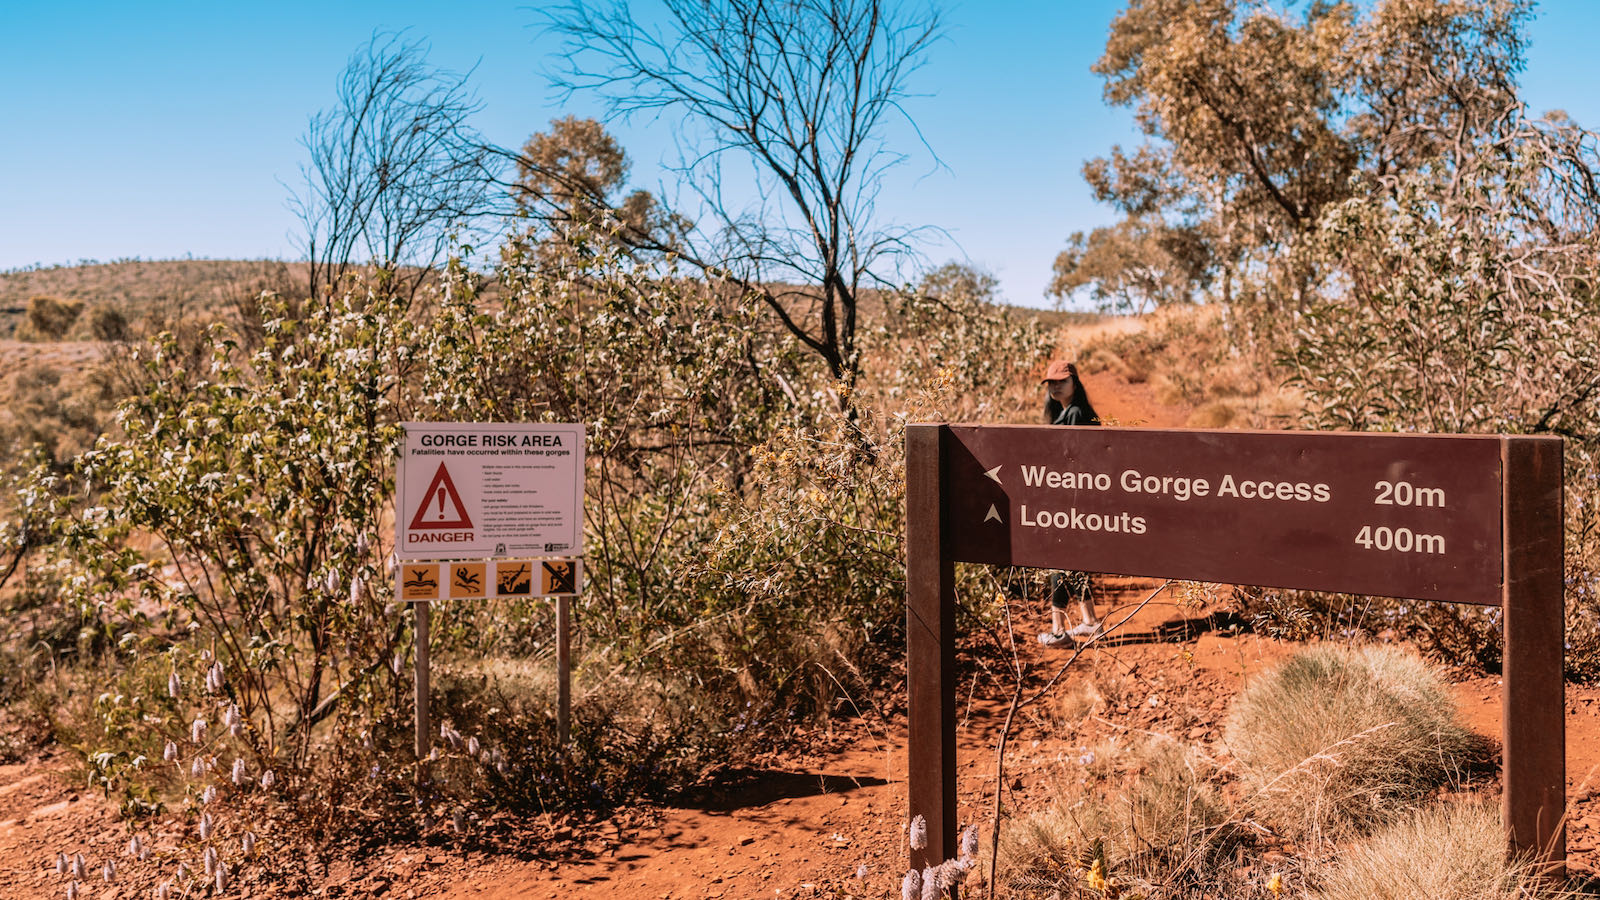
xmin=8 ymin=580 xmax=1598 ymax=899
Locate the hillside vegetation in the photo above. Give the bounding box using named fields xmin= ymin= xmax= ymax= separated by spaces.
xmin=0 ymin=260 xmax=309 ymax=338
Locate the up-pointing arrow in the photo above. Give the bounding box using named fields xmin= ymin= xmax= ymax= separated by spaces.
xmin=985 ymin=504 xmax=1003 ymax=524
xmin=984 ymin=465 xmax=1003 ymax=483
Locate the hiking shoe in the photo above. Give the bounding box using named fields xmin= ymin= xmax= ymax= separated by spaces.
xmin=1067 ymin=621 xmax=1104 ymax=641
xmin=1038 ymin=631 xmax=1071 ymax=647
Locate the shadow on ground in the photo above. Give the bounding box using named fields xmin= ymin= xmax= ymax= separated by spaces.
xmin=1092 ymin=610 xmax=1247 ymax=647
xmin=677 ymin=770 xmax=890 ymax=812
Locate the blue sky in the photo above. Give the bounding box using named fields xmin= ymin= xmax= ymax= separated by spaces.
xmin=2 ymin=1 xmax=1598 ymax=308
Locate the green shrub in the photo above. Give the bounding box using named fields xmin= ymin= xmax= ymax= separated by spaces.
xmin=57 ymin=286 xmax=416 ymax=799
xmin=1313 ymin=801 xmax=1561 ymax=900
xmin=425 ymin=653 xmax=720 ymax=815
xmin=1224 ymin=644 xmax=1486 ymax=841
xmin=21 ymin=233 xmax=1053 ymax=855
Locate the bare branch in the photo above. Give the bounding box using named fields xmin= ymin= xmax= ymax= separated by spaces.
xmin=538 ymin=0 xmax=941 ymax=386
xmin=290 ymin=32 xmax=499 ymax=301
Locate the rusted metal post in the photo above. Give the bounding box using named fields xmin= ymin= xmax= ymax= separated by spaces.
xmin=557 ymin=592 xmax=572 ymax=745
xmin=906 ymin=424 xmax=956 ymax=869
xmin=1502 ymin=436 xmax=1565 ymax=874
xmin=414 ymin=597 xmax=432 ymax=766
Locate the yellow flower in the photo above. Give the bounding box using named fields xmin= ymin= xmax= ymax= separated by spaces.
xmin=1267 ymin=873 xmax=1282 ymax=896
xmin=1086 ymin=858 xmax=1110 ymax=894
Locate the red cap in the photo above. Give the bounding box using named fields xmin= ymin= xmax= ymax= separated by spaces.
xmin=1040 ymin=360 xmax=1079 ymax=383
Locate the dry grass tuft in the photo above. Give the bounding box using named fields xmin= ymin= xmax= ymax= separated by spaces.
xmin=1186 ymin=400 xmax=1237 ymax=428
xmin=1313 ymin=801 xmax=1568 ymax=900
xmin=1224 ymin=643 xmax=1487 ymax=842
xmin=985 ymin=737 xmax=1232 ymax=896
xmin=1049 ymin=665 xmax=1135 ymax=726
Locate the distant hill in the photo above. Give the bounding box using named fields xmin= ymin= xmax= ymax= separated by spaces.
xmin=0 ymin=259 xmax=308 ymax=337
xmin=0 ymin=257 xmax=1087 ymax=338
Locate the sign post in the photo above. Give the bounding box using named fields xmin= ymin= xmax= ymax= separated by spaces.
xmin=414 ymin=598 xmax=431 ymax=765
xmin=1502 ymin=438 xmax=1566 ymax=865
xmin=396 ymin=422 xmax=586 ymax=758
xmin=905 ymin=424 xmax=1564 ymax=872
xmin=906 ymin=426 xmax=956 ymax=868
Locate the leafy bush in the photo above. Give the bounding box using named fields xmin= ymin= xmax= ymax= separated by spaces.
xmin=1223 ymin=644 xmax=1486 ymax=842
xmin=55 ymin=286 xmax=415 ymax=809
xmin=1279 ymin=118 xmax=1600 ymax=678
xmin=1312 ymin=801 xmax=1562 ymax=900
xmin=14 ymin=222 xmax=1049 ymax=846
xmin=676 ymin=276 xmax=1049 ymax=721
xmin=426 ymin=655 xmax=716 ymax=815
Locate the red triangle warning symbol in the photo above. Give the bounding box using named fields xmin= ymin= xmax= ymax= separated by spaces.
xmin=409 ymin=463 xmax=473 ymax=530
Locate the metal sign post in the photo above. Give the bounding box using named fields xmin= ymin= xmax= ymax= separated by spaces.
xmin=414 ymin=597 xmax=431 ymax=765
xmin=905 ymin=424 xmax=1564 ymax=872
xmin=406 ymin=560 xmax=582 ymax=755
xmin=558 ymin=593 xmax=571 ymax=745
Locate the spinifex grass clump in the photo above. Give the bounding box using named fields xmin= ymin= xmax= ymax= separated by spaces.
xmin=985 ymin=737 xmax=1233 ymax=897
xmin=1313 ymin=801 xmax=1563 ymax=900
xmin=1224 ymin=644 xmax=1485 ymax=841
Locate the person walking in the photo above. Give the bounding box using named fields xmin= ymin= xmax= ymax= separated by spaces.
xmin=1037 ymin=360 xmax=1105 ymax=645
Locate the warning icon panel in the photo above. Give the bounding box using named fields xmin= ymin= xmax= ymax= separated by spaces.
xmin=450 ymin=563 xmax=487 ymax=599
xmin=401 ymin=564 xmax=440 ymax=601
xmin=495 ymin=562 xmax=533 ymax=597
xmin=542 ymin=560 xmax=578 ymax=595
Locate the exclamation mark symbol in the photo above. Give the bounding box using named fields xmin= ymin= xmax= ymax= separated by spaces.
xmin=437 ymin=487 xmax=446 ymax=520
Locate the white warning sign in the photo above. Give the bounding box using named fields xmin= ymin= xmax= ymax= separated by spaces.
xmin=396 ymin=422 xmax=585 ymax=560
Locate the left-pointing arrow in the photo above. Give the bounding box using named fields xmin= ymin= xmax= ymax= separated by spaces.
xmin=984 ymin=465 xmax=1003 ymax=483
xmin=985 ymin=504 xmax=1003 ymax=524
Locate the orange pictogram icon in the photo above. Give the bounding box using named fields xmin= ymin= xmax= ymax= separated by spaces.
xmin=450 ymin=563 xmax=487 ymax=599
xmin=409 ymin=463 xmax=473 ymax=530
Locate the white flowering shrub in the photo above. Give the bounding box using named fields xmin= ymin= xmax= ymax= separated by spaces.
xmin=14 ymin=225 xmax=1054 ymax=893
xmin=57 ymin=286 xmax=414 ymax=785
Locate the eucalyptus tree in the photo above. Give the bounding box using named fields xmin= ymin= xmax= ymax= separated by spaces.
xmin=1059 ymin=0 xmax=1538 ymax=323
xmin=1078 ymin=0 xmax=1600 ymax=664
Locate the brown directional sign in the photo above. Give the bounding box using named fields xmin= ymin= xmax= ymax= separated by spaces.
xmin=941 ymin=425 xmax=1505 ymax=605
xmin=906 ymin=424 xmax=1566 ymax=874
